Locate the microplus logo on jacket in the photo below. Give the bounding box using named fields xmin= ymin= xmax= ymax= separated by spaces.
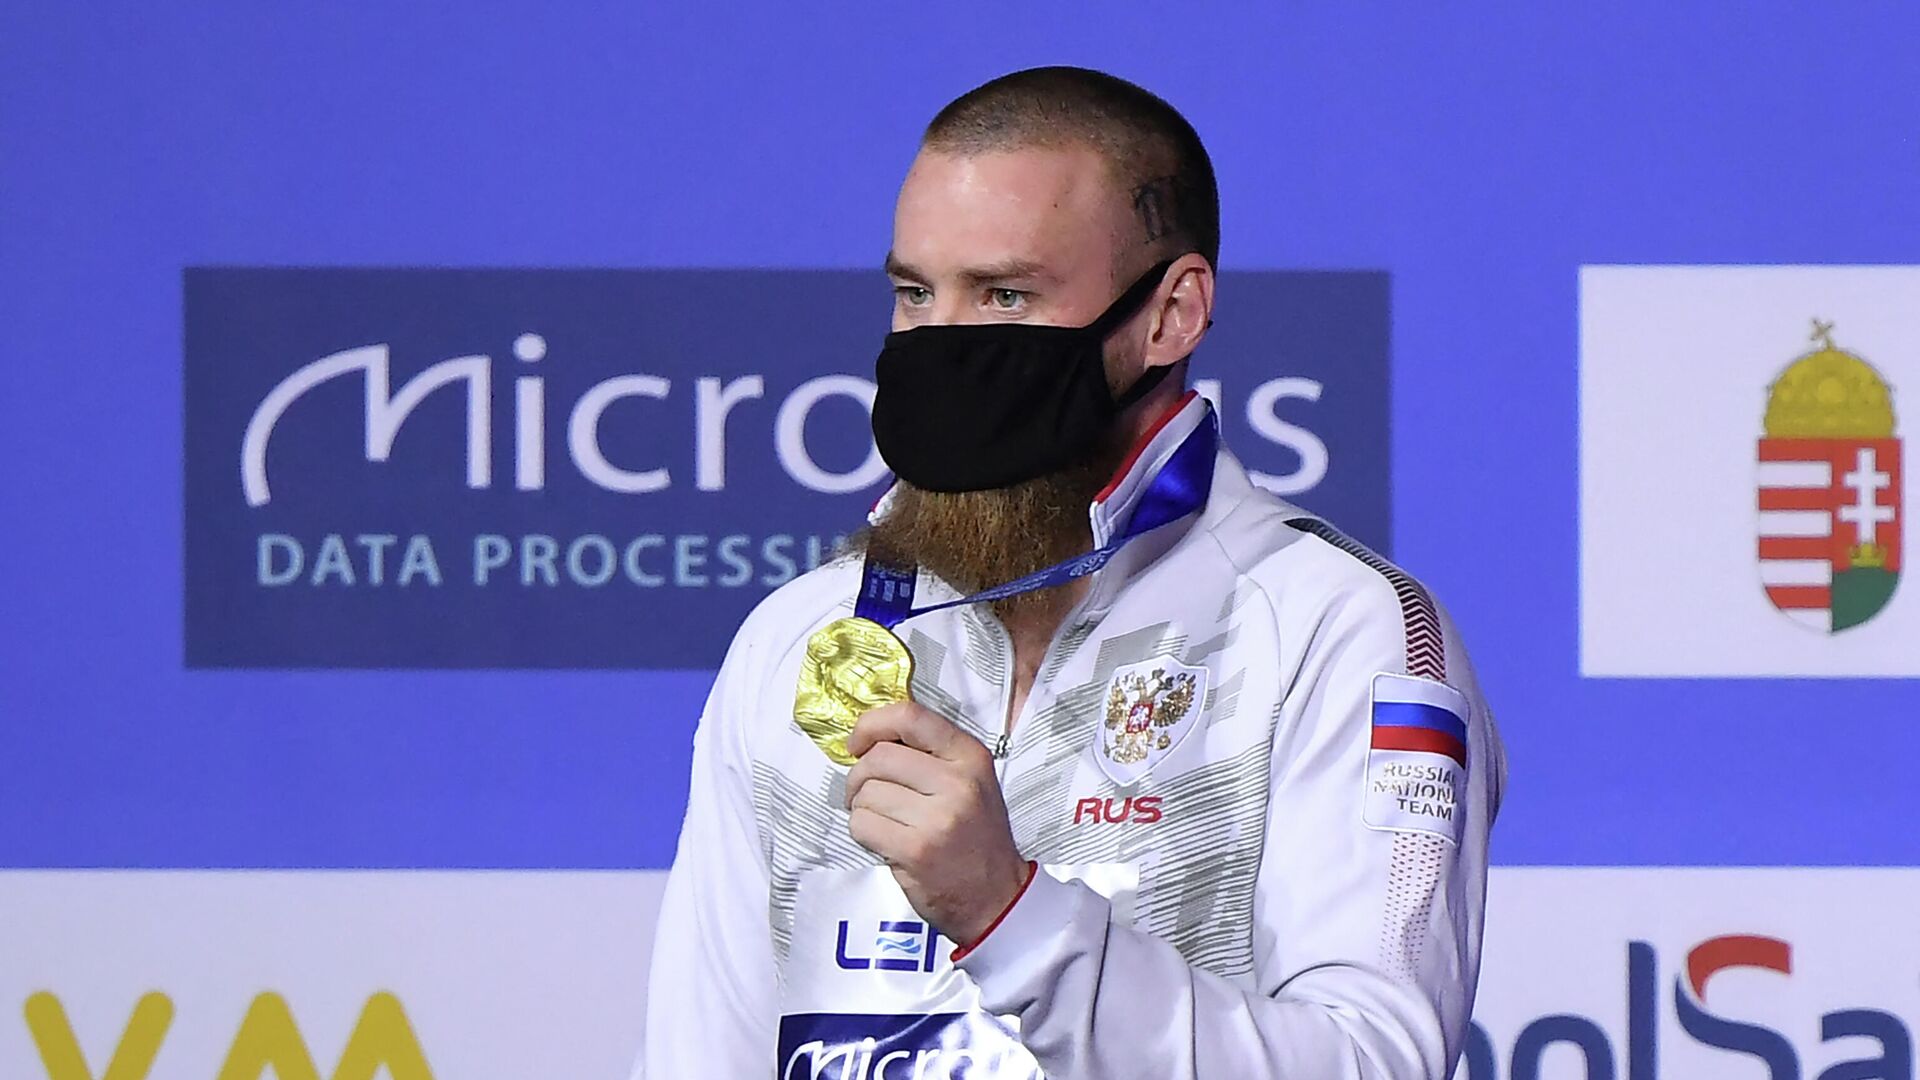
xmin=776 ymin=1012 xmax=1038 ymax=1080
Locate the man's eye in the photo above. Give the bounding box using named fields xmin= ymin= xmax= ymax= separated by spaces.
xmin=989 ymin=288 xmax=1026 ymax=311
xmin=895 ymin=285 xmax=932 ymax=307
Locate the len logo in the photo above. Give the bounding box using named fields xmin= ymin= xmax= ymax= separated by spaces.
xmin=833 ymin=919 xmax=942 ymax=973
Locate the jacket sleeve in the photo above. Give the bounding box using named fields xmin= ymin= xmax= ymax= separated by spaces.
xmin=634 ymin=629 xmax=779 ymax=1079
xmin=953 ymin=578 xmax=1505 ymax=1079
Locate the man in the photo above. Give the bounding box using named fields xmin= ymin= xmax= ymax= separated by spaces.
xmin=639 ymin=66 xmax=1503 ymax=1079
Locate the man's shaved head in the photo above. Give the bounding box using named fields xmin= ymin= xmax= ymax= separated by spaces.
xmin=921 ymin=66 xmax=1220 ymax=269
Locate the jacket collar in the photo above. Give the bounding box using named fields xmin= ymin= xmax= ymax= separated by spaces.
xmin=1089 ymin=390 xmax=1212 ymax=547
xmin=1072 ymin=390 xmax=1217 ymax=617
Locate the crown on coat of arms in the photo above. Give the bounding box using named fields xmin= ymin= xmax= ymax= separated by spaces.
xmin=1763 ymin=320 xmax=1897 ymax=439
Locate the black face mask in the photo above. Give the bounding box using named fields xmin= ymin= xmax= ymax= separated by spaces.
xmin=870 ymin=259 xmax=1179 ymax=493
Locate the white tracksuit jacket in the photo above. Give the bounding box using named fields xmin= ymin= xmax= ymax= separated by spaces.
xmin=638 ymin=394 xmax=1505 ymax=1079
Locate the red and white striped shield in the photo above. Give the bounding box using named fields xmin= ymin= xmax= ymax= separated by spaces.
xmin=1757 ymin=437 xmax=1902 ymax=633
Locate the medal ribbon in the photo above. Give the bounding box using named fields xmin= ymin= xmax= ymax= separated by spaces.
xmin=854 ymin=409 xmax=1218 ymax=629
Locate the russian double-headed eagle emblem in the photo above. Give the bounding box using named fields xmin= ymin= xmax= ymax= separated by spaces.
xmin=1097 ymin=659 xmax=1208 ymax=784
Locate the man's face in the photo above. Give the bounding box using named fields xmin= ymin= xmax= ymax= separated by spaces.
xmin=887 ymin=145 xmax=1139 ymax=338
xmin=866 ymin=144 xmax=1143 ymax=618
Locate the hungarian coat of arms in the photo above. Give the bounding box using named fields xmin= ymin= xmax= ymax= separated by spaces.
xmin=1757 ymin=319 xmax=1901 ymax=633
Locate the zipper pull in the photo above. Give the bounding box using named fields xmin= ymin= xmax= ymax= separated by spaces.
xmin=992 ymin=732 xmax=1011 ymax=759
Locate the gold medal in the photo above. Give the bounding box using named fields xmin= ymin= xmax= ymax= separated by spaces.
xmin=793 ymin=616 xmax=914 ymax=765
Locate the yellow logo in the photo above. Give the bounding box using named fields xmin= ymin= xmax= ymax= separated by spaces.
xmin=24 ymin=990 xmax=435 ymax=1080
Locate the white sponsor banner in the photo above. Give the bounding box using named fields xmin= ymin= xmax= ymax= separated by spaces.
xmin=0 ymin=871 xmax=666 ymax=1080
xmin=6 ymin=868 xmax=1917 ymax=1079
xmin=1580 ymin=264 xmax=1920 ymax=676
xmin=1464 ymin=868 xmax=1920 ymax=1079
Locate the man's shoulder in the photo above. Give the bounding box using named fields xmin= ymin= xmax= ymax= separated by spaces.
xmin=1198 ymin=476 xmax=1440 ymax=645
xmin=1194 ymin=488 xmax=1479 ymax=725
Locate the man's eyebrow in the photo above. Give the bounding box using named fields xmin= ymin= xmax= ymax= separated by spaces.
xmin=883 ymin=252 xmax=1058 ymax=287
xmin=883 ymin=252 xmax=1063 ymax=290
xmin=958 ymin=259 xmax=1055 ymax=287
xmin=883 ymin=251 xmax=924 ymax=281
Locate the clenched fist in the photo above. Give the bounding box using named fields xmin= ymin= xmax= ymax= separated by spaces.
xmin=844 ymin=702 xmax=1033 ymax=947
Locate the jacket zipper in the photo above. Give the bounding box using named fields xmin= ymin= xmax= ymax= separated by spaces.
xmin=988 ymin=607 xmax=1094 ymax=768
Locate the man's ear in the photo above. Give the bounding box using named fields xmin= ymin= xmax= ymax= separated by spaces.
xmin=1143 ymin=253 xmax=1215 ymax=369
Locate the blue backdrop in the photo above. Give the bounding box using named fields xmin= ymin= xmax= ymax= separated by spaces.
xmin=3 ymin=5 xmax=1916 ymax=872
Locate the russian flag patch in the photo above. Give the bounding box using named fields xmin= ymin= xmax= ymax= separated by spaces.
xmin=1363 ymin=672 xmax=1470 ymax=845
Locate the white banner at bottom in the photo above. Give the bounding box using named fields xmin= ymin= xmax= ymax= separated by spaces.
xmin=2 ymin=868 xmax=1915 ymax=1080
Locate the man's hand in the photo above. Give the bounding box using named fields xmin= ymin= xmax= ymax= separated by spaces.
xmin=844 ymin=702 xmax=1032 ymax=947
